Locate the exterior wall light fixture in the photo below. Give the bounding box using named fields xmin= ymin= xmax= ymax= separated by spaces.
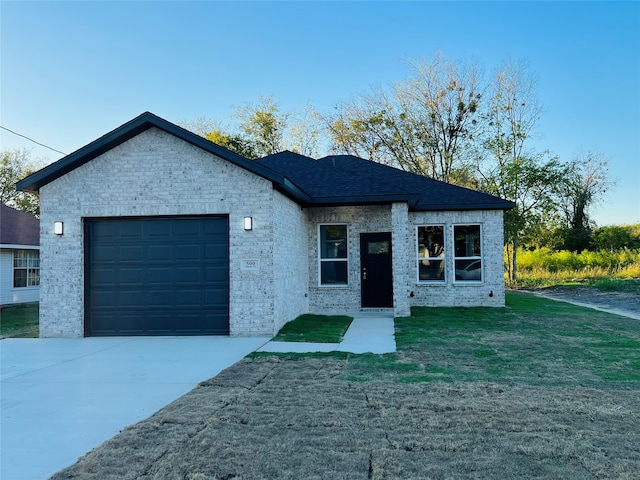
xmin=54 ymin=221 xmax=64 ymax=235
xmin=244 ymin=216 xmax=253 ymax=231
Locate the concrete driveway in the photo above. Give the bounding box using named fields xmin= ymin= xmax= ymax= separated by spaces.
xmin=0 ymin=335 xmax=269 ymax=480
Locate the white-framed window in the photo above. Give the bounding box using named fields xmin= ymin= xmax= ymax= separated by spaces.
xmin=13 ymin=249 xmax=40 ymax=288
xmin=319 ymin=224 xmax=348 ymax=286
xmin=417 ymin=225 xmax=445 ymax=282
xmin=453 ymin=224 xmax=482 ymax=282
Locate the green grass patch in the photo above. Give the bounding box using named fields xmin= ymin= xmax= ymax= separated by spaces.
xmin=588 ymin=277 xmax=640 ymax=294
xmin=0 ymin=303 xmax=39 ymax=338
xmin=338 ymin=292 xmax=640 ymax=386
xmin=272 ymin=314 xmax=353 ymax=343
xmin=258 ymin=293 xmax=640 ymax=388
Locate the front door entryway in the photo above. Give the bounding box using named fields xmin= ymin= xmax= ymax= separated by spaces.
xmin=360 ymin=232 xmax=393 ymax=308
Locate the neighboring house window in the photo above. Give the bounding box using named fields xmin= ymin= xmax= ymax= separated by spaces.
xmin=13 ymin=250 xmax=40 ymax=288
xmin=319 ymin=224 xmax=348 ymax=285
xmin=417 ymin=225 xmax=445 ymax=282
xmin=454 ymin=225 xmax=482 ymax=282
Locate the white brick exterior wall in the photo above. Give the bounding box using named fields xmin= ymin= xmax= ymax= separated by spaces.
xmin=272 ymin=195 xmax=309 ymax=333
xmin=306 ymin=205 xmax=392 ymax=313
xmin=407 ymin=209 xmax=506 ymax=307
xmin=305 ymin=204 xmax=505 ymax=315
xmin=391 ymin=203 xmax=411 ymax=316
xmin=37 ymin=127 xmax=506 ymax=337
xmin=38 ymin=128 xmax=304 ymax=337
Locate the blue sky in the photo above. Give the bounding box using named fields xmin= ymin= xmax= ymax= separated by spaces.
xmin=2 ymin=1 xmax=639 ymax=226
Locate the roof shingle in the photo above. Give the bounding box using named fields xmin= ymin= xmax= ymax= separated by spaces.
xmin=0 ymin=204 xmax=39 ymax=246
xmin=256 ymin=152 xmax=514 ymax=211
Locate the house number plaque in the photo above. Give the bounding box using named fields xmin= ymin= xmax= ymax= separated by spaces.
xmin=241 ymin=259 xmax=260 ymax=271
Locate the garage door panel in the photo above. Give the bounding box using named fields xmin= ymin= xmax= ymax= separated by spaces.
xmin=92 ymin=245 xmax=117 ymax=262
xmin=86 ymin=216 xmax=229 ymax=336
xmin=118 ymin=245 xmax=144 ymax=262
xmin=148 ymin=289 xmax=174 ymax=307
xmin=203 ymin=220 xmax=227 ymax=234
xmin=148 ymin=245 xmax=173 ymax=261
xmin=176 ymin=244 xmax=200 ymax=260
xmin=176 ymin=266 xmax=201 ymax=283
xmin=91 ymin=290 xmax=118 ymax=308
xmin=204 ymin=265 xmax=228 ymax=282
xmin=205 ymin=288 xmax=228 ymax=306
xmin=92 ymin=267 xmax=116 ymax=285
xmin=119 ymin=268 xmax=143 ymax=285
xmin=175 ymin=289 xmax=202 ymax=307
xmin=175 ymin=219 xmax=201 ymax=234
xmin=120 ymin=222 xmax=143 ymax=237
xmin=147 ymin=221 xmax=172 ymax=237
xmin=147 ymin=267 xmax=174 ymax=284
xmin=120 ymin=290 xmax=146 ymax=307
xmin=204 ymin=243 xmax=228 ymax=259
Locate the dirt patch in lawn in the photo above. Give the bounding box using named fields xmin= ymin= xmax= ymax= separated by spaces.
xmin=52 ymin=355 xmax=640 ymax=480
xmin=528 ymin=286 xmax=640 ymax=320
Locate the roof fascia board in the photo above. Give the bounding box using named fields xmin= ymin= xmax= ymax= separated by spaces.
xmin=413 ymin=202 xmax=515 ymax=211
xmin=310 ymin=193 xmax=420 ymax=206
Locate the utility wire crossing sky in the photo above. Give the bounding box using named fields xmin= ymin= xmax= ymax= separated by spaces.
xmin=1 ymin=1 xmax=638 ymax=226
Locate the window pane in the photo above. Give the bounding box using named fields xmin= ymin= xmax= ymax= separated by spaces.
xmin=28 ymin=268 xmax=40 ymax=286
xmin=14 ymin=269 xmax=27 ymax=288
xmin=418 ymin=226 xmax=445 ymax=258
xmin=14 ymin=250 xmax=27 ymax=268
xmin=27 ymin=251 xmax=40 ymax=267
xmin=368 ymin=241 xmax=389 ymax=255
xmin=321 ymin=261 xmax=348 ymax=285
xmin=419 ymin=259 xmax=445 ymax=281
xmin=454 ymin=225 xmax=481 ymax=258
xmin=320 ymin=225 xmax=347 ymax=259
xmin=455 ymin=259 xmax=482 ymax=281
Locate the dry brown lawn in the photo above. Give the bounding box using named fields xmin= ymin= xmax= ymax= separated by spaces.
xmin=51 ymin=293 xmax=640 ymax=479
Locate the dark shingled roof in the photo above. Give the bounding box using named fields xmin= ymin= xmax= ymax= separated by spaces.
xmin=0 ymin=204 xmax=39 ymax=246
xmin=256 ymin=151 xmax=514 ymax=211
xmin=17 ymin=112 xmax=513 ymax=212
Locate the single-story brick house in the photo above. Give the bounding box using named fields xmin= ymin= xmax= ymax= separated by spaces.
xmin=17 ymin=112 xmax=514 ymax=337
xmin=0 ymin=204 xmax=40 ymax=307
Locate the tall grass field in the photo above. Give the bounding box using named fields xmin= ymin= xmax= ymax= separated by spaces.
xmin=511 ymin=247 xmax=640 ymax=287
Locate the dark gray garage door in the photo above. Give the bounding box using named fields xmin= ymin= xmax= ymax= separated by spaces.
xmin=85 ymin=216 xmax=229 ymax=336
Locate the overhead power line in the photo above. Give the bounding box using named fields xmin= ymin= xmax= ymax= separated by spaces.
xmin=0 ymin=125 xmax=68 ymax=155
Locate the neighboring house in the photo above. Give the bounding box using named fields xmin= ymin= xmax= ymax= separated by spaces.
xmin=17 ymin=112 xmax=514 ymax=338
xmin=0 ymin=204 xmax=40 ymax=306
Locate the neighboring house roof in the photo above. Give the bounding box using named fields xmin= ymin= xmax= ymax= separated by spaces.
xmin=0 ymin=204 xmax=39 ymax=246
xmin=256 ymin=151 xmax=514 ymax=211
xmin=17 ymin=112 xmax=514 ymax=211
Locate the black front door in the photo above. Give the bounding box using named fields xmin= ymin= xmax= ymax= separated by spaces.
xmin=360 ymin=232 xmax=393 ymax=308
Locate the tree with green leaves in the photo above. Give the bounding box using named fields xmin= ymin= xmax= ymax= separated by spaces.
xmin=1 ymin=149 xmax=42 ymax=217
xmin=183 ymin=97 xmax=321 ymax=159
xmin=592 ymin=224 xmax=640 ymax=251
xmin=478 ymin=60 xmax=570 ymax=282
xmin=327 ymin=53 xmax=482 ymax=185
xmin=555 ymin=152 xmax=612 ymax=251
xmin=205 ymin=130 xmax=258 ymax=159
xmin=236 ymin=96 xmax=288 ymax=157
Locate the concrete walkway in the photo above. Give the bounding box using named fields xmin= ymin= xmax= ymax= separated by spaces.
xmin=1 ymin=315 xmax=395 ymax=479
xmin=0 ymin=336 xmax=269 ymax=480
xmin=258 ymin=313 xmax=396 ymax=354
